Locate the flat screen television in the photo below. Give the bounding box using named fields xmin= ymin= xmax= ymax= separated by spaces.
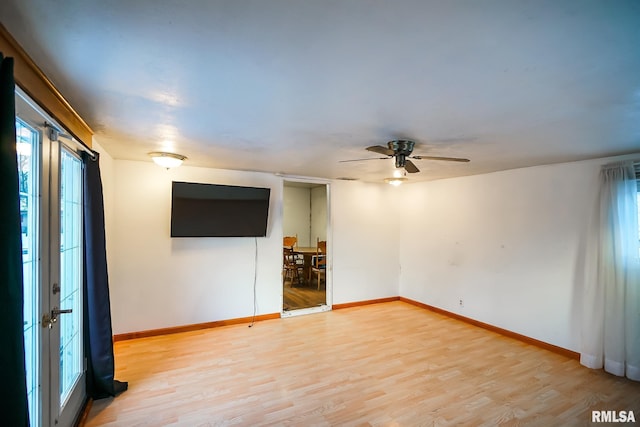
xmin=171 ymin=181 xmax=271 ymax=237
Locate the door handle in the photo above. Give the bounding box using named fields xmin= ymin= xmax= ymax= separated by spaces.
xmin=52 ymin=307 xmax=72 ymax=316
xmin=42 ymin=307 xmax=73 ymax=329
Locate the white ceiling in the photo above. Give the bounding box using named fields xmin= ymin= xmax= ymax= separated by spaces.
xmin=1 ymin=1 xmax=639 ymax=182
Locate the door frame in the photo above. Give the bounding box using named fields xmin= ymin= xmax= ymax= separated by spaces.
xmin=280 ymin=176 xmax=332 ymax=317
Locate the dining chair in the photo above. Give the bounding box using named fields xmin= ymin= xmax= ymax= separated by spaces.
xmin=310 ymin=239 xmax=327 ymax=290
xmin=283 ymin=234 xmax=304 ymax=276
xmin=283 ymin=246 xmax=304 ymax=287
xmin=283 ymin=235 xmax=298 ymax=248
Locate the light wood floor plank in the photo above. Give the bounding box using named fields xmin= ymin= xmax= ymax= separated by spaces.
xmin=85 ymin=301 xmax=640 ymax=426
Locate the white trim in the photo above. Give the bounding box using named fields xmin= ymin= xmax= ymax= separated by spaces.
xmin=281 ymin=304 xmax=331 ymax=318
xmin=275 ymin=173 xmax=333 ymax=185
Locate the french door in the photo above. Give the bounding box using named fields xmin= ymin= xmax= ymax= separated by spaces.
xmin=17 ymin=88 xmax=86 ymax=427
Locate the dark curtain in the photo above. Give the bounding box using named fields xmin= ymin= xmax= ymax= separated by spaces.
xmin=0 ymin=54 xmax=30 ymax=425
xmin=82 ymin=151 xmax=128 ymax=399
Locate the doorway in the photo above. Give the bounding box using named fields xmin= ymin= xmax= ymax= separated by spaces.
xmin=282 ymin=180 xmax=330 ymax=316
xmin=17 ymin=88 xmax=86 ymax=426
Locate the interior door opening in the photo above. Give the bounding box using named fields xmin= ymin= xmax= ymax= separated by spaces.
xmin=282 ymin=180 xmax=330 ymax=315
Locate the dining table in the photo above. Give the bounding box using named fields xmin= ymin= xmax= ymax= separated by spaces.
xmin=292 ymin=247 xmax=319 ymax=284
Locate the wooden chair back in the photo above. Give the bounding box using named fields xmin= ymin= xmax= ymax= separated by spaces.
xmin=283 ymin=246 xmax=302 ymax=286
xmin=283 ymin=247 xmax=295 ymax=267
xmin=283 ymin=235 xmax=297 ymax=248
xmin=311 ymin=239 xmax=327 ymax=289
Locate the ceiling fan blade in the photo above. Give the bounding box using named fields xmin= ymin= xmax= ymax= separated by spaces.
xmin=366 ymin=145 xmax=395 ymax=156
xmin=404 ymin=159 xmax=420 ymax=173
xmin=412 ymin=155 xmax=470 ymax=162
xmin=339 ymin=157 xmax=388 ymax=163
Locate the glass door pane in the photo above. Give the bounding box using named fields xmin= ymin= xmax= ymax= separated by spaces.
xmin=17 ymin=118 xmax=41 ymax=426
xmin=58 ymin=147 xmax=83 ymax=407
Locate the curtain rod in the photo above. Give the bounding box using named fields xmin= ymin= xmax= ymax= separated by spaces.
xmin=45 ymin=122 xmax=96 ymax=160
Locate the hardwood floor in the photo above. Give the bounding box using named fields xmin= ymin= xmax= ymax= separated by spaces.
xmin=283 ymin=273 xmax=326 ymax=311
xmin=85 ymin=302 xmax=640 ymax=426
xmin=283 ymin=283 xmax=326 ymax=311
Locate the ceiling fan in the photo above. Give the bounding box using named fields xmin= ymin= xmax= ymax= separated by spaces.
xmin=340 ymin=139 xmax=470 ymax=173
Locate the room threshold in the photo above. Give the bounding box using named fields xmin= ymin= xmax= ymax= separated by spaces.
xmin=281 ymin=304 xmax=331 ymax=318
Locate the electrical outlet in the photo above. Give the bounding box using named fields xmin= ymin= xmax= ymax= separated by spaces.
xmin=459 ymin=299 xmax=464 ymax=307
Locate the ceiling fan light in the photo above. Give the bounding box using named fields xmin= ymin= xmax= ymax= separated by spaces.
xmin=149 ymin=152 xmax=186 ymax=168
xmin=384 ymin=177 xmax=407 ymax=186
xmin=392 ymin=169 xmax=405 ymax=178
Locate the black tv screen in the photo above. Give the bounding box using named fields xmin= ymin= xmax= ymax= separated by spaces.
xmin=171 ymin=181 xmax=270 ymax=237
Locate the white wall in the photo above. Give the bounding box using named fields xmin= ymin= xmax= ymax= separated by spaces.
xmin=310 ymin=185 xmax=327 ymax=243
xmin=109 ymin=161 xmax=283 ymax=334
xmin=397 ymin=158 xmax=623 ymax=352
xmin=282 ymin=184 xmax=328 ymax=246
xmin=106 ymin=161 xmax=401 ymax=334
xmin=331 ymin=180 xmax=401 ymax=303
xmin=104 ymin=153 xmax=634 ymax=346
xmin=283 ymin=186 xmax=311 ymax=246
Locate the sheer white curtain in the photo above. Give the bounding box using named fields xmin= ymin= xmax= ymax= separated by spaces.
xmin=581 ymin=161 xmax=640 ymax=381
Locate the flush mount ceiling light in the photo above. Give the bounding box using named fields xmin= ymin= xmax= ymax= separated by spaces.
xmin=384 ymin=177 xmax=408 ymax=186
xmin=149 ymin=152 xmax=186 ymax=168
